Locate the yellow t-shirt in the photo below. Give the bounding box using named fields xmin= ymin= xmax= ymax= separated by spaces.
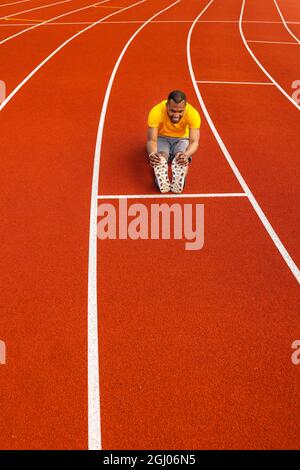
xmin=148 ymin=100 xmax=201 ymax=138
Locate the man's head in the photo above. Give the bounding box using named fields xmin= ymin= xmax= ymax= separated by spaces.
xmin=166 ymin=90 xmax=187 ymax=124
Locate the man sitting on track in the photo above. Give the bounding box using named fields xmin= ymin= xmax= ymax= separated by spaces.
xmin=147 ymin=90 xmax=201 ymax=193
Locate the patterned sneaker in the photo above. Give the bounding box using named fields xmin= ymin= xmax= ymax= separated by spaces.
xmin=153 ymin=157 xmax=170 ymax=193
xmin=171 ymin=158 xmax=187 ymax=193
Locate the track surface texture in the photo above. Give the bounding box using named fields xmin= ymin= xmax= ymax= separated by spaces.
xmin=0 ymin=0 xmax=299 ymax=450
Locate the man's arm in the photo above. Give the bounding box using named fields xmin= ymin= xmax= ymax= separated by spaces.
xmin=185 ymin=128 xmax=200 ymax=157
xmin=147 ymin=127 xmax=161 ymax=166
xmin=176 ymin=128 xmax=200 ymax=166
xmin=147 ymin=127 xmax=158 ymax=155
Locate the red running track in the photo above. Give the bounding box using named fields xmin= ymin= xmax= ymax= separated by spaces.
xmin=0 ymin=0 xmax=299 ymax=450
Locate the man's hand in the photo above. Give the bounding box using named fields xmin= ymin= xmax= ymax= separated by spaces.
xmin=175 ymin=152 xmax=189 ymax=167
xmin=148 ymin=152 xmax=162 ymax=167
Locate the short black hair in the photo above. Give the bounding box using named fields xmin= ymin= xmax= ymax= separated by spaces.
xmin=167 ymin=90 xmax=186 ymax=104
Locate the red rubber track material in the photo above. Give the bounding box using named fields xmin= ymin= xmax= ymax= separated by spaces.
xmin=194 ymin=0 xmax=300 ymax=264
xmin=0 ymin=1 xmax=111 ymax=42
xmin=97 ymin=0 xmax=300 ymax=449
xmin=0 ymin=0 xmax=299 ymax=450
xmin=242 ymin=0 xmax=300 ymax=98
xmin=0 ymin=0 xmax=174 ymax=450
xmin=0 ymin=1 xmax=139 ymax=90
xmin=0 ymin=0 xmax=72 ymax=22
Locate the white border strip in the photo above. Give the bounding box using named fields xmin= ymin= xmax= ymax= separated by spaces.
xmin=273 ymin=0 xmax=300 ymax=44
xmin=97 ymin=193 xmax=247 ymax=199
xmin=0 ymin=0 xmax=71 ymax=21
xmin=88 ymin=0 xmax=182 ymax=450
xmin=187 ymin=0 xmax=300 ymax=283
xmin=0 ymin=0 xmax=111 ymax=45
xmin=239 ymin=0 xmax=300 ymax=111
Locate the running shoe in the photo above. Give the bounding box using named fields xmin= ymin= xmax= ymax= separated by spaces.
xmin=153 ymin=156 xmax=170 ymax=193
xmin=171 ymin=158 xmax=187 ymax=193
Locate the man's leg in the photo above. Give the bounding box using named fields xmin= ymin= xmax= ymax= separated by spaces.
xmin=170 ymin=139 xmax=190 ymax=193
xmin=152 ymin=137 xmax=171 ymax=193
xmin=157 ymin=136 xmax=171 ymax=161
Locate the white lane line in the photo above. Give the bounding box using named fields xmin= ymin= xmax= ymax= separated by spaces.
xmin=247 ymin=40 xmax=299 ymax=45
xmin=273 ymin=0 xmax=300 ymax=44
xmin=0 ymin=0 xmax=110 ymax=45
xmin=1 ymin=19 xmax=300 ymax=26
xmin=98 ymin=19 xmax=300 ymax=24
xmin=188 ymin=0 xmax=300 ymax=283
xmin=0 ymin=0 xmax=30 ymax=7
xmin=0 ymin=21 xmax=91 ymax=25
xmin=97 ymin=193 xmax=247 ymax=199
xmin=239 ymin=0 xmax=300 ymax=111
xmin=196 ymin=80 xmax=274 ymax=85
xmin=88 ymin=0 xmax=182 ymax=451
xmin=0 ymin=0 xmax=147 ymax=111
xmin=196 ymin=20 xmax=299 ymax=23
xmin=0 ymin=0 xmax=71 ymax=21
xmin=97 ymin=19 xmax=300 ymax=24
xmin=85 ymin=19 xmax=300 ymax=24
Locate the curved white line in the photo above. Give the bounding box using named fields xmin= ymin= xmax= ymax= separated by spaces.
xmin=0 ymin=0 xmax=147 ymax=112
xmin=273 ymin=0 xmax=300 ymax=44
xmin=187 ymin=1 xmax=300 ymax=283
xmin=88 ymin=0 xmax=182 ymax=450
xmin=0 ymin=0 xmax=110 ymax=45
xmin=0 ymin=0 xmax=30 ymax=7
xmin=0 ymin=0 xmax=71 ymax=21
xmin=239 ymin=0 xmax=300 ymax=111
